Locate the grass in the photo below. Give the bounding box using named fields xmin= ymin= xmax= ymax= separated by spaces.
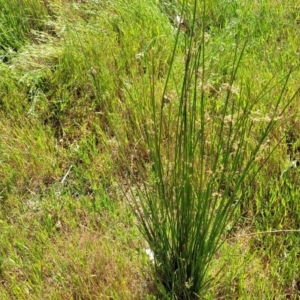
xmin=0 ymin=0 xmax=300 ymax=299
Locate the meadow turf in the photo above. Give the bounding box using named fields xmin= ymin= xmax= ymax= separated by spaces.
xmin=0 ymin=0 xmax=300 ymax=299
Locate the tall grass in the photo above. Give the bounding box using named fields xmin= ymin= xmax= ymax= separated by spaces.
xmin=128 ymin=1 xmax=299 ymax=298
xmin=0 ymin=0 xmax=49 ymax=56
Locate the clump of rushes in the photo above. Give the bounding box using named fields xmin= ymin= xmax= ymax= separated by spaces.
xmin=127 ymin=1 xmax=298 ymax=299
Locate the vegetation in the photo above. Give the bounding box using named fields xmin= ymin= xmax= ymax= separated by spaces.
xmin=0 ymin=0 xmax=300 ymax=299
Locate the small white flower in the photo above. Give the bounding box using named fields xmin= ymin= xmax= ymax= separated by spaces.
xmin=136 ymin=52 xmax=144 ymax=59
xmin=145 ymin=247 xmax=154 ymax=262
xmin=175 ymin=15 xmax=184 ymax=27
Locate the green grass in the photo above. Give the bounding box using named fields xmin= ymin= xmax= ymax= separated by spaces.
xmin=0 ymin=0 xmax=300 ymax=299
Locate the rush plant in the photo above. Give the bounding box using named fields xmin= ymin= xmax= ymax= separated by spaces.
xmin=127 ymin=1 xmax=298 ymax=299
